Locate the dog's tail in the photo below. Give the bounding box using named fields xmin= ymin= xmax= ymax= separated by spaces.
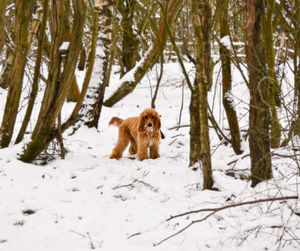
xmin=109 ymin=117 xmax=123 ymax=128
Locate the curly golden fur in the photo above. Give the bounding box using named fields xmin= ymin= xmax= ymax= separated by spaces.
xmin=109 ymin=108 xmax=161 ymax=161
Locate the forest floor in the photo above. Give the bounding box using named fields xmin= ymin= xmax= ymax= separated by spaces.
xmin=0 ymin=62 xmax=299 ymax=251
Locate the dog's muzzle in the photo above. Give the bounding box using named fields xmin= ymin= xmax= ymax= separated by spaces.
xmin=146 ymin=123 xmax=154 ymax=132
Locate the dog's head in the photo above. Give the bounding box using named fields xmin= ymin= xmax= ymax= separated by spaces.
xmin=138 ymin=108 xmax=161 ymax=133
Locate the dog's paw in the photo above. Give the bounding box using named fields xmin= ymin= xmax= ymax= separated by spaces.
xmin=150 ymin=154 xmax=160 ymax=159
xmin=110 ymin=154 xmax=121 ymax=159
xmin=138 ymin=155 xmax=148 ymax=161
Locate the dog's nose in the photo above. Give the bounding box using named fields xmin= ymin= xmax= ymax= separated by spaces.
xmin=148 ymin=122 xmax=152 ymax=127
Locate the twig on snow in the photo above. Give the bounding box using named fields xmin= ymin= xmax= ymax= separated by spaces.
xmin=154 ymin=196 xmax=298 ymax=246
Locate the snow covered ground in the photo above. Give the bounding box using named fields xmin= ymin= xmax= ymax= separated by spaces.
xmin=0 ymin=62 xmax=299 ymax=250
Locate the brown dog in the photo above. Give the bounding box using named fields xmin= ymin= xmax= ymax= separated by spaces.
xmin=109 ymin=108 xmax=161 ymax=161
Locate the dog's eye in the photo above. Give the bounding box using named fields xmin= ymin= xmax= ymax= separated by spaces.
xmin=152 ymin=116 xmax=154 ymax=119
xmin=145 ymin=116 xmax=148 ymax=119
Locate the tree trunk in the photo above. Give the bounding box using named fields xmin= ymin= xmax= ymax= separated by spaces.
xmin=0 ymin=0 xmax=6 ymax=54
xmin=279 ymin=0 xmax=300 ymax=146
xmin=15 ymin=0 xmax=50 ymax=144
xmin=0 ymin=1 xmax=36 ymax=89
xmin=62 ymin=0 xmax=81 ymax=103
xmin=42 ymin=3 xmax=99 ymax=143
xmin=0 ymin=53 xmax=13 ymax=89
xmin=0 ymin=0 xmax=34 ymax=148
xmin=191 ymin=0 xmax=214 ymax=190
xmin=189 ymin=80 xmax=201 ymax=168
xmin=218 ymin=0 xmax=243 ymax=155
xmin=246 ymin=0 xmax=272 ymax=187
xmin=20 ymin=0 xmax=85 ymax=163
xmin=78 ymin=47 xmax=86 ymax=71
xmin=103 ymin=0 xmax=183 ymax=107
xmin=265 ymin=0 xmax=281 ymax=148
xmin=119 ymin=0 xmax=139 ymax=76
xmin=295 ymin=0 xmax=300 ymax=136
xmin=84 ymin=0 xmax=114 ymax=129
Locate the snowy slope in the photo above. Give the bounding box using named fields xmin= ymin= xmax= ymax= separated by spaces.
xmin=0 ymin=62 xmax=299 ymax=251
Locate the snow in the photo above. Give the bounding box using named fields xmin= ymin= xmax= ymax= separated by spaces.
xmin=59 ymin=42 xmax=70 ymax=52
xmin=220 ymin=35 xmax=231 ymax=49
xmin=105 ymin=44 xmax=153 ymax=99
xmin=0 ymin=61 xmax=300 ymax=251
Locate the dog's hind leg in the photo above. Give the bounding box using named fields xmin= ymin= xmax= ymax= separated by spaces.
xmin=110 ymin=127 xmax=130 ymax=159
xmin=129 ymin=139 xmax=137 ymax=154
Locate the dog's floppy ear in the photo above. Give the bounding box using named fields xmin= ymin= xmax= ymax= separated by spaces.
xmin=154 ymin=114 xmax=161 ymax=131
xmin=138 ymin=115 xmax=145 ymax=132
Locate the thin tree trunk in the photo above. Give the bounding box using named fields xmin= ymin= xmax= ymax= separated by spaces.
xmin=280 ymin=0 xmax=300 ymax=146
xmin=43 ymin=3 xmax=99 ymax=143
xmin=0 ymin=0 xmax=34 ymax=148
xmin=0 ymin=1 xmax=36 ymax=89
xmin=265 ymin=0 xmax=281 ymax=148
xmin=63 ymin=0 xmax=81 ymax=103
xmin=20 ymin=0 xmax=86 ymax=163
xmin=246 ymin=0 xmax=272 ymax=187
xmin=78 ymin=47 xmax=86 ymax=70
xmin=103 ymin=0 xmax=183 ymax=107
xmin=84 ymin=0 xmax=114 ymax=129
xmin=295 ymin=0 xmax=300 ymax=136
xmin=189 ymin=80 xmax=201 ymax=168
xmin=0 ymin=53 xmax=13 ymax=89
xmin=30 ymin=0 xmax=65 ymax=140
xmin=0 ymin=0 xmax=6 ymax=54
xmin=151 ymin=53 xmax=164 ymax=109
xmin=119 ymin=0 xmax=139 ymax=76
xmin=191 ymin=0 xmax=214 ymax=190
xmin=218 ymin=0 xmax=242 ymax=155
xmin=15 ymin=0 xmax=50 ymax=144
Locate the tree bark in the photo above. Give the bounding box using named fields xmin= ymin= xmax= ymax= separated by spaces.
xmin=246 ymin=0 xmax=272 ymax=187
xmin=265 ymin=0 xmax=281 ymax=148
xmin=0 ymin=1 xmax=35 ymax=89
xmin=119 ymin=0 xmax=139 ymax=76
xmin=20 ymin=0 xmax=86 ymax=163
xmin=279 ymin=0 xmax=300 ymax=146
xmin=15 ymin=0 xmax=50 ymax=144
xmin=218 ymin=0 xmax=243 ymax=155
xmin=191 ymin=0 xmax=214 ymax=190
xmin=0 ymin=0 xmax=6 ymax=54
xmin=41 ymin=2 xmax=99 ymax=143
xmin=189 ymin=80 xmax=201 ymax=167
xmin=295 ymin=0 xmax=300 ymax=136
xmin=0 ymin=0 xmax=34 ymax=148
xmin=63 ymin=0 xmax=81 ymax=103
xmin=84 ymin=0 xmax=114 ymax=129
xmin=103 ymin=0 xmax=183 ymax=107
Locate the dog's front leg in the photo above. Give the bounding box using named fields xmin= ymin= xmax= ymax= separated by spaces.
xmin=137 ymin=135 xmax=148 ymax=161
xmin=138 ymin=145 xmax=148 ymax=161
xmin=150 ymin=144 xmax=160 ymax=159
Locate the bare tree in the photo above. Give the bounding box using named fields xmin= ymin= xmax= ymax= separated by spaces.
xmin=103 ymin=0 xmax=183 ymax=107
xmin=0 ymin=0 xmax=35 ymax=148
xmin=20 ymin=0 xmax=86 ymax=162
xmin=191 ymin=0 xmax=213 ymax=190
xmin=218 ymin=0 xmax=243 ymax=155
xmin=265 ymin=0 xmax=281 ymax=148
xmin=15 ymin=0 xmax=50 ymax=144
xmin=117 ymin=0 xmax=139 ymax=76
xmin=246 ymin=0 xmax=272 ymax=187
xmin=83 ymin=0 xmax=115 ymax=129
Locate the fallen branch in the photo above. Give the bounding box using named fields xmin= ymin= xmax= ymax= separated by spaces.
xmin=154 ymin=196 xmax=298 ymax=246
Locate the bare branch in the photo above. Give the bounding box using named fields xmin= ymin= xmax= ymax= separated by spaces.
xmin=154 ymin=196 xmax=298 ymax=246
